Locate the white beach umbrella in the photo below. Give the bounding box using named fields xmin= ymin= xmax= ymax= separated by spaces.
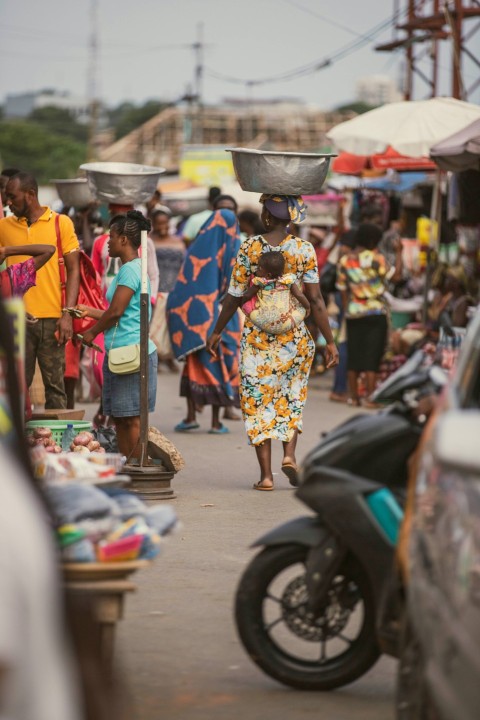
xmin=327 ymin=97 xmax=480 ymax=158
xmin=430 ymin=117 xmax=480 ymax=172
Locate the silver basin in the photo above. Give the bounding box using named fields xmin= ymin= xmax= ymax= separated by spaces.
xmin=79 ymin=162 xmax=166 ymax=204
xmin=163 ymin=194 xmax=209 ymax=217
xmin=227 ymin=148 xmax=336 ymax=195
xmin=51 ymin=178 xmax=95 ymax=208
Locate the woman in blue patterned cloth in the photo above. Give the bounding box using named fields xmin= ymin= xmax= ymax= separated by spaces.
xmin=167 ymin=208 xmax=241 ymax=434
xmin=207 ymin=194 xmax=338 ymax=490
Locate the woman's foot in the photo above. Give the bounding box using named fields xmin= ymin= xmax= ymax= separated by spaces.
xmin=362 ymin=399 xmax=382 ymax=410
xmin=347 ymin=397 xmax=361 ymax=407
xmin=329 ymin=392 xmax=348 ymax=403
xmin=281 ymin=458 xmax=299 ymax=487
xmin=253 ymin=478 xmax=274 ymax=491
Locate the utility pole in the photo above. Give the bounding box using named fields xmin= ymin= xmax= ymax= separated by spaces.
xmin=87 ymin=0 xmax=100 ymax=161
xmin=375 ymin=0 xmax=480 ymax=100
xmin=192 ymin=22 xmax=204 ymax=145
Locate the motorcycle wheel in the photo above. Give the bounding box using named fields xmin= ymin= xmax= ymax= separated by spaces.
xmin=235 ymin=543 xmax=379 ymax=691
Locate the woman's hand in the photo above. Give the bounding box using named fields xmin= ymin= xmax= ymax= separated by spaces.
xmin=81 ymin=329 xmax=96 ymax=346
xmin=206 ymin=331 xmax=221 ymax=358
xmin=75 ymin=304 xmax=93 ymax=318
xmin=324 ymin=342 xmax=339 ymax=369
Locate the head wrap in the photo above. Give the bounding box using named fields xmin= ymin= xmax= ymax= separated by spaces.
xmin=260 ymin=194 xmax=307 ymax=224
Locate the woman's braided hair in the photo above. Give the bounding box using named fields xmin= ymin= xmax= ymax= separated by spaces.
xmin=109 ymin=209 xmax=151 ymax=249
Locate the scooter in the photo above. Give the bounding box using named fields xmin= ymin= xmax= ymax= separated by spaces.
xmin=234 ymin=351 xmax=446 ymax=691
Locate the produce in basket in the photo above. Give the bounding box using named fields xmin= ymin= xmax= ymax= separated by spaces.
xmin=73 ymin=432 xmax=94 ymax=447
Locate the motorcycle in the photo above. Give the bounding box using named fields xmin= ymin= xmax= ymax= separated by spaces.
xmin=234 ymin=351 xmax=447 ymax=691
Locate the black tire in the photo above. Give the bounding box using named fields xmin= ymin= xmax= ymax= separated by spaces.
xmin=396 ymin=614 xmax=439 ymax=720
xmin=234 ymin=543 xmax=380 ymax=690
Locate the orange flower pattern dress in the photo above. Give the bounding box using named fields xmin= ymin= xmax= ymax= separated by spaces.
xmin=228 ymin=234 xmax=318 ymax=445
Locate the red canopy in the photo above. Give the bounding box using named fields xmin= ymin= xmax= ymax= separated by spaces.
xmin=332 ymin=147 xmax=437 ymax=175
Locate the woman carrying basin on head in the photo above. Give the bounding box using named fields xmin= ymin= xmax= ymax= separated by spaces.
xmin=207 ymin=194 xmax=338 ymax=490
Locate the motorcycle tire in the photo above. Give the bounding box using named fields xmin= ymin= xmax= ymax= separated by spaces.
xmin=235 ymin=543 xmax=380 ymax=691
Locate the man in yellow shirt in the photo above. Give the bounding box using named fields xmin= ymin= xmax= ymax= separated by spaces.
xmin=0 ymin=173 xmax=80 ymax=408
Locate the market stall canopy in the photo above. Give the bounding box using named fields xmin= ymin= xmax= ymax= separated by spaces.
xmin=430 ymin=117 xmax=480 ymax=172
xmin=363 ymin=171 xmax=433 ymax=193
xmin=332 ymin=147 xmax=436 ymax=175
xmin=327 ymin=97 xmax=480 ymax=158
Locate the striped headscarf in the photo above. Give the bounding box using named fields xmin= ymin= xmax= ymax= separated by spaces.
xmin=260 ymin=194 xmax=307 ymax=224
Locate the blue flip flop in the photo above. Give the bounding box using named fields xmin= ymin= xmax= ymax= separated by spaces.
xmin=208 ymin=424 xmax=230 ymax=435
xmin=174 ymin=420 xmax=200 ymax=432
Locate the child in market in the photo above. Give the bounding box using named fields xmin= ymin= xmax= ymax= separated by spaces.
xmin=242 ymin=250 xmax=310 ymax=334
xmin=0 ymin=243 xmax=55 ymax=301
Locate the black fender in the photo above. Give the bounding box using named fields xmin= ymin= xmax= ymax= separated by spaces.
xmin=251 ymin=515 xmax=327 ymax=549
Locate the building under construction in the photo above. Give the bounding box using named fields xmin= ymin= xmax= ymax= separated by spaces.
xmin=98 ymin=102 xmax=352 ymax=171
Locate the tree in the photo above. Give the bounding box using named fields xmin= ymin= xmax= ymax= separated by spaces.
xmin=28 ymin=106 xmax=89 ymax=143
xmin=0 ymin=121 xmax=86 ymax=183
xmin=335 ymin=101 xmax=377 ymax=115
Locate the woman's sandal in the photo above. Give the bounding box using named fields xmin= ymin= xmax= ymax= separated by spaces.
xmin=253 ymin=481 xmax=274 ymax=491
xmin=281 ymin=462 xmax=299 ymax=487
xmin=174 ymin=420 xmax=200 ymax=432
xmin=347 ymin=398 xmax=361 ymax=407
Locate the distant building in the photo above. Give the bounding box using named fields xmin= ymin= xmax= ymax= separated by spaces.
xmin=4 ymin=89 xmax=90 ymax=123
xmin=356 ymin=75 xmax=402 ymax=106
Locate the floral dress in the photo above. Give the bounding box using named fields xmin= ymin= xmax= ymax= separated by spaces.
xmin=228 ymin=234 xmax=318 ymax=445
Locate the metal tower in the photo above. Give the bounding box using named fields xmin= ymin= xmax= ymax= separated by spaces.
xmin=376 ymin=0 xmax=480 ymax=100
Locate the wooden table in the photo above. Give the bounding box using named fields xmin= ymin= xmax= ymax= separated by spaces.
xmin=63 ymin=561 xmax=150 ymax=673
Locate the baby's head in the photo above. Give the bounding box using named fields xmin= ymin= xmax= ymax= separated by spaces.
xmin=257 ymin=251 xmax=285 ymax=279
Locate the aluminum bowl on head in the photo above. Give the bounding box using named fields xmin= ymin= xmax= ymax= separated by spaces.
xmin=79 ymin=162 xmax=166 ymax=204
xmin=51 ymin=178 xmax=95 ymax=208
xmin=163 ymin=189 xmax=209 ymax=217
xmin=226 ymin=148 xmax=337 ymax=195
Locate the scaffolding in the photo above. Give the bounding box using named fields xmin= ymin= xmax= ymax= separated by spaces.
xmin=99 ymin=105 xmax=352 ymax=171
xmin=376 ymin=0 xmax=480 ymax=100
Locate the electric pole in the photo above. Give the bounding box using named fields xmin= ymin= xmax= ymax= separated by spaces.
xmin=87 ymin=0 xmax=100 ymax=161
xmin=376 ymin=0 xmax=480 ymax=101
xmin=193 ymin=22 xmax=204 ymax=144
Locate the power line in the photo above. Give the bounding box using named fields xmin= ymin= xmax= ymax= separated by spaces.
xmin=205 ymin=4 xmax=411 ymax=87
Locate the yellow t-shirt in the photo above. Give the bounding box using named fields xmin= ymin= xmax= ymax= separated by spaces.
xmin=0 ymin=208 xmax=79 ymax=317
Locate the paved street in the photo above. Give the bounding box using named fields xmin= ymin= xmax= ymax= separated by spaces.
xmin=90 ymin=368 xmax=396 ymax=720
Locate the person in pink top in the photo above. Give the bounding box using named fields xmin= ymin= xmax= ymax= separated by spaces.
xmin=0 ymin=244 xmax=55 ymax=299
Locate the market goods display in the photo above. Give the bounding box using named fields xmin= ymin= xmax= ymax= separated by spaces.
xmin=46 ymin=482 xmax=178 ymax=564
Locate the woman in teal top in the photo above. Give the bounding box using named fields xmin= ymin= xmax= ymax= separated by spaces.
xmin=80 ymin=211 xmax=157 ymax=458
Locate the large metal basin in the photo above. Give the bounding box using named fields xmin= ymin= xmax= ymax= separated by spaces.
xmin=226 ymin=148 xmax=336 ymax=195
xmin=79 ymin=162 xmax=166 ymax=204
xmin=51 ymin=178 xmax=95 ymax=208
xmin=163 ymin=188 xmax=209 ymax=217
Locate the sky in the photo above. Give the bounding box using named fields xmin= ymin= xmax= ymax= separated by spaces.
xmin=1 ymin=0 xmax=479 ymax=111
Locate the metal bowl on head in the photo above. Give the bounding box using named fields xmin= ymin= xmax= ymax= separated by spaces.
xmin=226 ymin=148 xmax=337 ymax=196
xmin=79 ymin=162 xmax=166 ymax=204
xmin=51 ymin=178 xmax=95 ymax=208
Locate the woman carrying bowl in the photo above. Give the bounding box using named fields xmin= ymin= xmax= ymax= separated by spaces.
xmin=207 ymin=194 xmax=338 ymax=490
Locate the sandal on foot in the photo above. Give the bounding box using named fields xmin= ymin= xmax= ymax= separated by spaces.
xmin=174 ymin=420 xmax=200 ymax=432
xmin=253 ymin=481 xmax=274 ymax=491
xmin=208 ymin=424 xmax=229 ymax=435
xmin=347 ymin=398 xmax=361 ymax=407
xmin=281 ymin=462 xmax=299 ymax=487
